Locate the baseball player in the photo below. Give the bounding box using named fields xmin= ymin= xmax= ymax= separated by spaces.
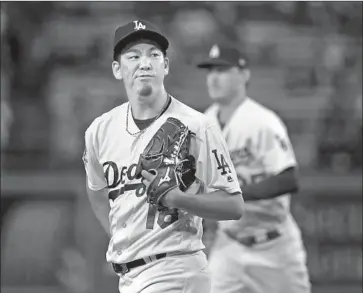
xmin=82 ymin=20 xmax=244 ymax=293
xmin=197 ymin=44 xmax=311 ymax=293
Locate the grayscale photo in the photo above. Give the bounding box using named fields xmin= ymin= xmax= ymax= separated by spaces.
xmin=1 ymin=2 xmax=362 ymax=293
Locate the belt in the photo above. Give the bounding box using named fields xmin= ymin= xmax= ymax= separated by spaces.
xmin=224 ymin=229 xmax=281 ymax=247
xmin=112 ymin=253 xmax=167 ymax=275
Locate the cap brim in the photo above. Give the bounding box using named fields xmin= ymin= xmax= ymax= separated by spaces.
xmin=114 ymin=30 xmax=169 ymax=56
xmin=197 ymin=58 xmax=235 ymax=69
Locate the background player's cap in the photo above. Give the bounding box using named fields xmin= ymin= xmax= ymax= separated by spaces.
xmin=196 ymin=44 xmax=248 ymax=69
xmin=113 ymin=19 xmax=169 ymax=60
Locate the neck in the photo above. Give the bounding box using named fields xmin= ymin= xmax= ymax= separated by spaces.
xmin=219 ymin=94 xmax=247 ymax=113
xmin=216 ymin=93 xmax=247 ymax=127
xmin=128 ymin=87 xmax=168 ymax=120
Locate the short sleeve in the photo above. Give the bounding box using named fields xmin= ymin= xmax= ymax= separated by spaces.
xmin=193 ymin=124 xmax=242 ymax=195
xmin=257 ymin=117 xmax=297 ymax=174
xmin=83 ymin=127 xmax=107 ymax=191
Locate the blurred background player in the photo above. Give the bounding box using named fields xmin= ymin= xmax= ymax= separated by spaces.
xmin=197 ymin=44 xmax=311 ymax=293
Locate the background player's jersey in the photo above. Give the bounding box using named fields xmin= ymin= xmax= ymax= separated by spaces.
xmin=83 ymin=97 xmax=242 ymax=264
xmin=204 ymin=97 xmax=297 ymax=237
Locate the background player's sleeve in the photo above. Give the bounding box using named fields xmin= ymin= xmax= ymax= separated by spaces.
xmin=257 ymin=116 xmax=297 ymax=174
xmin=83 ymin=126 xmax=107 ymax=191
xmin=194 ymin=124 xmax=241 ymax=195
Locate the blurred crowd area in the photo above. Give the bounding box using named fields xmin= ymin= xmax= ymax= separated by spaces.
xmin=0 ymin=1 xmax=362 ymax=173
xmin=0 ymin=2 xmax=362 ymax=293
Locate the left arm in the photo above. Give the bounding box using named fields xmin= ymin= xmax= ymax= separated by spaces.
xmin=241 ymin=166 xmax=299 ymax=201
xmin=141 ymin=170 xmax=243 ymax=220
xmin=176 ymin=124 xmax=244 ymax=220
xmin=170 ymin=190 xmax=243 ymax=220
xmin=242 ymin=115 xmax=299 ymax=201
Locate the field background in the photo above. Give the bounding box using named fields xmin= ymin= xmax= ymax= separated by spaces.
xmin=1 ymin=2 xmax=362 ymax=293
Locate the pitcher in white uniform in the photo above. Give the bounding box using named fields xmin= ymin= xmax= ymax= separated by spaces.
xmin=82 ymin=21 xmax=244 ymax=293
xmin=197 ymin=44 xmax=311 ymax=293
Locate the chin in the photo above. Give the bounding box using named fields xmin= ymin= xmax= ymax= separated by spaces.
xmin=210 ymin=95 xmax=228 ymax=104
xmin=138 ymin=84 xmax=153 ymax=96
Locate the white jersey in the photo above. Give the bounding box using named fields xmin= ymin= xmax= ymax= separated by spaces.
xmin=204 ymin=97 xmax=297 ymax=237
xmin=83 ymin=97 xmax=242 ymax=264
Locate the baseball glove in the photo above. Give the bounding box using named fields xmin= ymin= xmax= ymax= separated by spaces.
xmin=137 ymin=117 xmax=196 ymax=208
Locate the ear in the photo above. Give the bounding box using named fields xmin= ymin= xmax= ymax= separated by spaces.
xmin=112 ymin=60 xmax=122 ymax=80
xmin=164 ymin=57 xmax=169 ymax=76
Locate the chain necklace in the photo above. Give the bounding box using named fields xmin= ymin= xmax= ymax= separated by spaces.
xmin=126 ymin=95 xmax=171 ymax=136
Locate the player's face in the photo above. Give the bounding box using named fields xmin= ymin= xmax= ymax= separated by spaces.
xmin=112 ymin=40 xmax=169 ymax=97
xmin=206 ymin=66 xmax=245 ymax=103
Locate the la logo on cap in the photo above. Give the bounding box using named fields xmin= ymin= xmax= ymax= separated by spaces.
xmin=209 ymin=44 xmax=220 ymax=59
xmin=133 ymin=20 xmax=146 ymax=30
xmin=238 ymin=58 xmax=246 ymax=67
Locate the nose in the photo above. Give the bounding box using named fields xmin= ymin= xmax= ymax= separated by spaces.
xmin=139 ymin=56 xmax=152 ymax=70
xmin=207 ymin=71 xmax=219 ymax=86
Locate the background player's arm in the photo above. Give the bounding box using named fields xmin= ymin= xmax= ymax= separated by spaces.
xmin=241 ymin=119 xmax=299 ymax=202
xmin=241 ymin=167 xmax=298 ymax=201
xmin=86 ymin=188 xmax=111 ymax=237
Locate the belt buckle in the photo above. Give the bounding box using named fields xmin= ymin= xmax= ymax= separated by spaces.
xmin=119 ymin=263 xmax=129 ymax=275
xmin=113 ymin=263 xmax=129 ymax=275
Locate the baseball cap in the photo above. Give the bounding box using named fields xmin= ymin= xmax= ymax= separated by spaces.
xmin=197 ymin=44 xmax=247 ymax=69
xmin=113 ymin=19 xmax=169 ymax=59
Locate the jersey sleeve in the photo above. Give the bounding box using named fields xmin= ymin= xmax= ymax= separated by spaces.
xmin=194 ymin=124 xmax=242 ymax=195
xmin=83 ymin=126 xmax=107 ymax=191
xmin=257 ymin=116 xmax=297 ymax=174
